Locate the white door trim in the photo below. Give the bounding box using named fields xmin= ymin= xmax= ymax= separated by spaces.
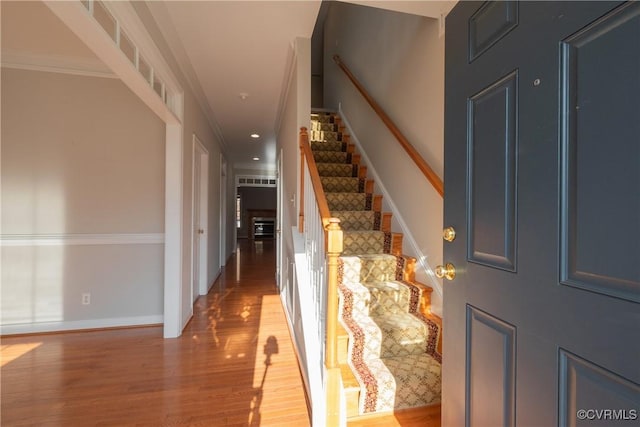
xmin=191 ymin=134 xmax=209 ymax=302
xmin=219 ymin=156 xmax=227 ymax=269
xmin=276 ymin=150 xmax=283 ymax=291
xmin=164 ymin=124 xmax=184 ymax=338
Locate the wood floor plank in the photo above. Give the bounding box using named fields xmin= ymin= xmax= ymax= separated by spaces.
xmin=347 ymin=404 xmax=441 ymax=427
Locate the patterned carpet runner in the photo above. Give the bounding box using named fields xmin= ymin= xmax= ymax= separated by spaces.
xmin=310 ymin=112 xmax=442 ymax=415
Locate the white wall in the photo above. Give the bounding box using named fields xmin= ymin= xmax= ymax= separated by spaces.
xmin=1 ymin=68 xmax=165 ymax=332
xmin=323 ymin=2 xmax=445 ymax=314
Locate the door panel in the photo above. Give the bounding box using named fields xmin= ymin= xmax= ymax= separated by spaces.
xmin=469 ymin=1 xmax=519 ymax=62
xmin=467 ymin=70 xmax=519 ymax=271
xmin=444 ymin=2 xmax=640 ymax=426
xmin=466 ymin=305 xmax=516 ymax=427
xmin=559 ymin=4 xmax=640 ymax=303
xmin=559 ymin=350 xmax=640 ymax=427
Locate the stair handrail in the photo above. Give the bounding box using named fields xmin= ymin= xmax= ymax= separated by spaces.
xmin=333 ymin=55 xmax=444 ymax=198
xmin=298 ymin=126 xmax=344 ymax=425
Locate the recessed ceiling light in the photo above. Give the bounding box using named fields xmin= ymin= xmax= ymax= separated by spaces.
xmin=252 ymin=157 xmax=260 ymax=161
xmin=239 ymin=92 xmax=249 ymax=100
xmin=250 ymin=133 xmax=260 ymax=139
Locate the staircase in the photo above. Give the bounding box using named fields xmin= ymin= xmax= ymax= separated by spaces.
xmin=309 ymin=112 xmax=442 ymax=419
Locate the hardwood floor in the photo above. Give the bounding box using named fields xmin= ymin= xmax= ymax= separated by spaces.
xmin=1 ymin=239 xmax=308 ymax=427
xmin=347 ymin=405 xmax=441 ymax=427
xmin=1 ymin=238 xmax=442 ymax=426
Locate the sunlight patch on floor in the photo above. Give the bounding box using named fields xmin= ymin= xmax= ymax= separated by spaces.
xmin=0 ymin=342 xmax=42 ymax=367
xmin=250 ymin=294 xmax=309 ymax=426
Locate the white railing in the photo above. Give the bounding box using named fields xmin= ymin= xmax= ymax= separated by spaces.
xmin=302 ymin=161 xmax=328 ymax=366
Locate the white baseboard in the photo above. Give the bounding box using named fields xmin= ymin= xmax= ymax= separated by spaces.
xmin=0 ymin=315 xmax=163 ymax=335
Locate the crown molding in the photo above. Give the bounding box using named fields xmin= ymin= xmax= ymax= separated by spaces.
xmin=1 ymin=49 xmax=117 ymax=79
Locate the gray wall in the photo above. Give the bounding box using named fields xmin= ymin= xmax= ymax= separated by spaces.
xmin=323 ymin=2 xmax=445 ymax=313
xmin=1 ymin=68 xmax=165 ymax=329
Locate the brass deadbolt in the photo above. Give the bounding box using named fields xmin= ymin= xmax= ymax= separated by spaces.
xmin=443 ymin=227 xmax=456 ymax=242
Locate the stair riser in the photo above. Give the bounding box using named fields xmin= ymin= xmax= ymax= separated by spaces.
xmin=327 ymin=194 xmax=370 ymax=212
xmin=342 ymin=232 xmax=390 ymax=255
xmin=331 ymin=211 xmax=380 ymax=231
xmin=316 ymin=163 xmax=358 ymax=178
xmin=313 ymin=151 xmax=350 ymax=164
xmin=339 ymin=256 xmax=401 ymax=285
xmin=345 ymin=388 xmax=360 ymax=418
xmin=321 ymin=177 xmax=363 ymax=193
xmin=377 ymin=322 xmax=430 ymax=358
xmin=310 ymin=141 xmax=346 ymax=152
xmin=309 ymin=130 xmax=343 ymax=142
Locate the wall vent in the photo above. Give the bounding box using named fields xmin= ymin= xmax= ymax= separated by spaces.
xmin=236 ymin=175 xmax=276 ymax=187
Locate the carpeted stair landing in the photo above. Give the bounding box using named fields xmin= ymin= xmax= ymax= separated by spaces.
xmin=310 ymin=112 xmax=442 ymax=417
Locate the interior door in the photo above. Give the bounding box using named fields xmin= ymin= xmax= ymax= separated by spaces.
xmin=192 ymin=137 xmax=209 ymax=302
xmin=443 ymin=2 xmax=639 ymax=426
xmin=192 ymin=145 xmax=202 ymax=304
xmin=220 ymin=156 xmax=227 ymax=269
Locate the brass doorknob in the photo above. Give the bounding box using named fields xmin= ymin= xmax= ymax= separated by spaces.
xmin=443 ymin=226 xmax=456 ymax=242
xmin=435 ymin=263 xmax=456 ymax=280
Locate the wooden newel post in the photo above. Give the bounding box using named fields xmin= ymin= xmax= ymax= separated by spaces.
xmin=299 ymin=127 xmax=307 ymax=233
xmin=325 ymin=217 xmax=343 ymax=425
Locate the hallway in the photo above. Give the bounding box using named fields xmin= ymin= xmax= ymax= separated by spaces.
xmin=1 ymin=239 xmax=309 ymax=426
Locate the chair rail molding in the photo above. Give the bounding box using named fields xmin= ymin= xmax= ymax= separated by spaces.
xmin=0 ymin=233 xmax=165 ymax=247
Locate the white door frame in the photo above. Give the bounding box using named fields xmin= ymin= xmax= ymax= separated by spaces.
xmin=191 ymin=134 xmax=209 ymax=303
xmin=219 ymin=156 xmax=227 ymax=269
xmin=276 ymin=150 xmax=283 ymax=291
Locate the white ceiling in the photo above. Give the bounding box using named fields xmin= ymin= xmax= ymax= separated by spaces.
xmin=146 ymin=1 xmax=322 ymax=172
